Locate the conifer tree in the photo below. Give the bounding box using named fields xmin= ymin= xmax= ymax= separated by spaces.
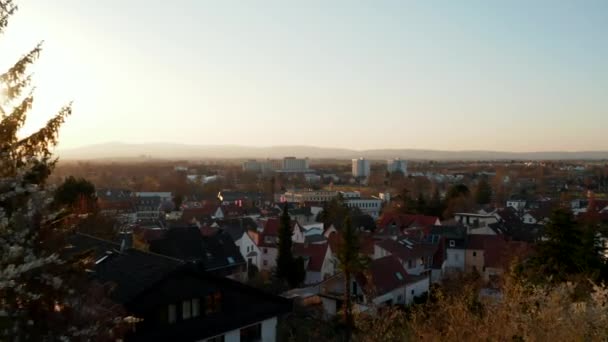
xmin=337 ymin=216 xmax=369 ymax=342
xmin=0 ymin=2 xmax=124 ymax=339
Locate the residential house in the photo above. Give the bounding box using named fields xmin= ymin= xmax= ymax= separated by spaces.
xmin=376 ymin=213 xmax=441 ymax=238
xmin=180 ymin=205 xmax=224 ymax=226
xmin=522 ymin=207 xmax=551 ymax=225
xmin=149 ymin=226 xmax=246 ymax=279
xmin=454 ymin=212 xmax=498 ymax=234
xmin=293 ymin=243 xmax=335 ymax=284
xmin=249 ymin=218 xmax=302 ymax=271
xmin=506 ymin=195 xmax=527 ymax=212
xmin=464 ymin=234 xmax=502 ymax=274
xmin=219 ymin=218 xmax=261 ymax=273
xmin=374 ymin=238 xmax=437 ymax=277
xmin=66 ymin=233 xmax=291 ymax=342
xmin=429 ymin=225 xmax=467 ymax=276
xmin=319 ymin=255 xmax=429 ymax=317
xmin=288 ymin=206 xmax=316 ymax=226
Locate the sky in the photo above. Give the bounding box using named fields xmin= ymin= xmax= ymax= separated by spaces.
xmin=1 ymin=0 xmax=607 ymax=152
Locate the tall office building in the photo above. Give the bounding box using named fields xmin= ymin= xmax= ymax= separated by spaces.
xmin=352 ymin=158 xmax=371 ymax=178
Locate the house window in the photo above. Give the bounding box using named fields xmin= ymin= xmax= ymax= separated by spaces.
xmin=207 ymin=335 xmax=225 ymax=342
xmin=168 ymin=304 xmax=176 ymax=324
xmin=182 ymin=300 xmax=192 ymax=319
xmin=192 ymin=298 xmax=200 ymax=318
xmin=263 ymin=260 xmax=268 ymax=266
xmin=473 ymin=251 xmax=477 ymax=257
xmin=240 ymin=323 xmax=262 ymax=342
xmin=407 ymin=260 xmax=413 ymax=268
xmin=205 ymin=292 xmax=222 ymax=314
xmin=263 ymin=248 xmax=268 ymax=254
xmin=449 ymin=240 xmax=455 ymax=247
xmin=411 ymin=289 xmax=415 ymax=295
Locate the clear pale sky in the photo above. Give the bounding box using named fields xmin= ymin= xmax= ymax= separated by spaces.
xmin=1 ymin=0 xmax=607 ymax=152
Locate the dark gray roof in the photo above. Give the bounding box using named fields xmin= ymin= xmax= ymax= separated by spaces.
xmin=304 ymin=234 xmax=327 ymax=244
xmin=149 ymin=226 xmax=246 ymax=271
xmin=66 ymin=233 xmax=182 ymax=303
xmin=217 ymin=217 xmax=258 ymax=241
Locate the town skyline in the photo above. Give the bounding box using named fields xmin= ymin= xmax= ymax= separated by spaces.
xmin=56 ymin=141 xmax=608 ymax=160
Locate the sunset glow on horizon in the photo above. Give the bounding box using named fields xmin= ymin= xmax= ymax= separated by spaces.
xmin=1 ymin=0 xmax=607 ymax=152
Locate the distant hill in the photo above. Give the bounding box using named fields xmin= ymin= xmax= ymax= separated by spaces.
xmin=56 ymin=142 xmax=608 ymax=161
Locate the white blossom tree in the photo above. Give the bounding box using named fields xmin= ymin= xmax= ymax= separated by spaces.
xmin=0 ymin=1 xmax=125 ymax=340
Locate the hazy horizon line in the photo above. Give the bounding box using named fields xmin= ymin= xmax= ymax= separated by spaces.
xmin=56 ymin=141 xmax=608 ymax=154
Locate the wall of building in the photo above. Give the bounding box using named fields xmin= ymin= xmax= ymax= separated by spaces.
xmin=464 ymin=249 xmax=484 ymax=273
xmin=443 ymin=248 xmax=465 ymax=273
xmin=405 ymin=277 xmax=430 ymax=305
xmin=352 ymin=158 xmax=370 ymax=178
xmin=372 ymin=286 xmax=406 ymax=306
xmin=212 ymin=317 xmax=277 ymax=342
xmin=260 ymin=247 xmax=278 ymax=271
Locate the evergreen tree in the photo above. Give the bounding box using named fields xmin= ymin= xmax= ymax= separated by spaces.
xmin=525 ymin=209 xmax=607 ymax=284
xmin=337 ymin=216 xmax=369 ymax=342
xmin=53 ymin=176 xmax=96 ymax=209
xmin=276 ymin=204 xmax=305 ymax=288
xmin=426 ymin=188 xmax=444 ymax=217
xmin=474 ymin=178 xmax=492 ymax=205
xmin=276 ymin=204 xmax=294 ymax=281
xmin=415 ymin=192 xmax=427 ymax=214
xmin=0 ymin=2 xmax=124 ymax=339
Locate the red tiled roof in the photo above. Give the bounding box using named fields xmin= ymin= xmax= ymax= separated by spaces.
xmin=375 ymin=239 xmax=437 ymax=263
xmin=378 ymin=213 xmax=440 ymax=230
xmin=181 ymin=205 xmax=220 ymax=222
xmin=293 ymin=243 xmax=329 ymax=272
xmin=356 ymin=256 xmax=408 ymax=296
xmin=259 ymin=218 xmax=298 ymax=236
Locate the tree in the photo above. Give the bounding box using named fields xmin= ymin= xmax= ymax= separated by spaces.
xmin=414 ymin=192 xmax=427 ymax=214
xmin=276 ymin=204 xmax=304 ymax=288
xmin=0 ymin=2 xmax=124 ymax=339
xmin=474 ymin=177 xmax=492 ymax=205
xmin=53 ymin=176 xmax=96 ymax=209
xmin=524 ymin=209 xmax=607 ymax=285
xmin=444 ymin=184 xmax=473 ymax=218
xmin=426 ymin=187 xmax=444 ymax=217
xmin=336 ymin=216 xmax=369 ymax=342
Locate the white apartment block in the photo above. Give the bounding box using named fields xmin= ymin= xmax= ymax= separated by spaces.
xmin=387 ymin=158 xmax=408 ymax=174
xmin=281 ymin=190 xmax=338 ymax=203
xmin=282 ymin=157 xmax=309 ymax=171
xmin=352 ymin=158 xmax=370 ymax=178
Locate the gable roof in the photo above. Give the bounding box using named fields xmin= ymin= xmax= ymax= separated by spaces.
xmin=293 ymin=243 xmax=329 ymax=272
xmin=66 ymin=233 xmax=182 ymax=303
xmin=65 ymin=234 xmax=292 ymax=342
xmin=356 ymin=256 xmax=408 ymax=296
xmin=149 ymin=226 xmax=245 ymax=271
xmin=376 ymin=238 xmax=438 ymax=262
xmin=378 ymin=213 xmax=440 ymax=230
